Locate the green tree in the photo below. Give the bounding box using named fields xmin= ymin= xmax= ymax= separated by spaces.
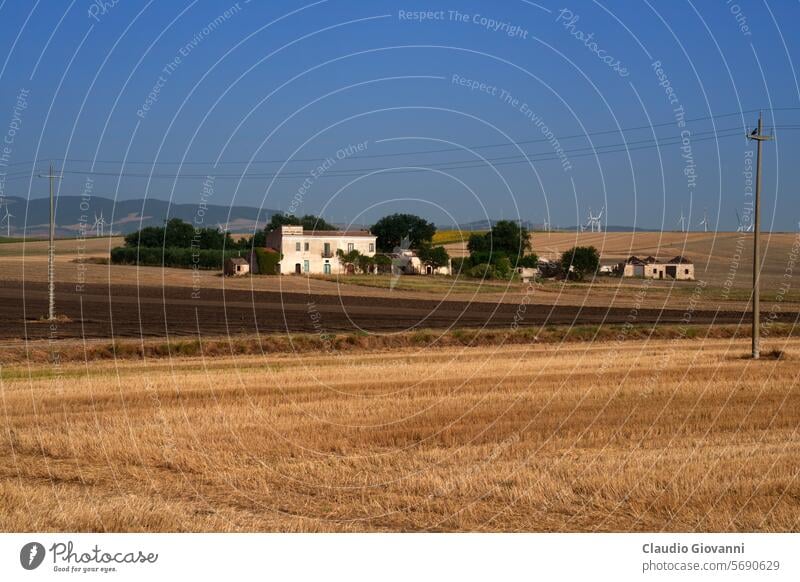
xmin=266 ymin=213 xmax=337 ymax=232
xmin=336 ymin=248 xmax=361 ymax=272
xmin=356 ymin=253 xmax=375 ymax=274
xmin=518 ymin=253 xmax=539 ymax=268
xmin=371 ymin=213 xmax=436 ymax=252
xmin=125 ymin=225 xmax=164 ymax=248
xmin=466 ymin=221 xmax=531 ymax=265
xmin=125 ymin=218 xmax=232 ymax=250
xmin=466 ymin=232 xmax=490 ymax=254
xmin=487 ymin=220 xmax=531 ymax=260
xmin=251 ymin=229 xmax=267 ymax=248
xmin=560 ymin=246 xmax=600 ymax=281
xmin=163 ymin=218 xmax=195 ymax=248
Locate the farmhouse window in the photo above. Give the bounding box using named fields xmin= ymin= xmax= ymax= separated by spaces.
xmin=304 ymin=242 xmax=309 ymax=251
xmin=348 ymin=243 xmax=354 ymax=252
xmin=295 ymin=242 xmax=301 ymax=251
xmin=369 ymin=243 xmax=374 ymax=252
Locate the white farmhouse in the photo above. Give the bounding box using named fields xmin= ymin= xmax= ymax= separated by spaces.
xmin=264 ymin=225 xmax=377 ymax=275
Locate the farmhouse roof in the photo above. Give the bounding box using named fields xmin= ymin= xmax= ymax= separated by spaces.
xmin=227 ymin=257 xmax=248 ymax=265
xmin=666 ymin=255 xmax=693 ymax=264
xmin=285 ymin=229 xmax=375 ymax=238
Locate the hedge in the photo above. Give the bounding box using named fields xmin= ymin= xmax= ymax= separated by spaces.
xmin=110 ymin=246 xmax=242 ymax=270
xmin=253 ymin=248 xmax=281 ymax=274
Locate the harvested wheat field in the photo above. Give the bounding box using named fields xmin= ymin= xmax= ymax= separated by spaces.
xmin=1 ymin=336 xmax=798 ymax=532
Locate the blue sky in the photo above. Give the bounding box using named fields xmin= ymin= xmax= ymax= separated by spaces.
xmin=0 ymin=0 xmax=799 ymax=230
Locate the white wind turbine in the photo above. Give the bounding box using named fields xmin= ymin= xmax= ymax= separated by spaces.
xmin=736 ymin=209 xmax=753 ymax=232
xmin=593 ymin=206 xmax=604 ymax=232
xmin=2 ymin=206 xmax=13 ymax=237
xmin=585 ymin=207 xmax=604 ymax=233
xmin=698 ymin=208 xmax=709 ymax=233
xmin=678 ymin=208 xmax=687 ymax=232
xmin=582 ymin=208 xmax=592 ymax=232
xmin=92 ymin=211 xmax=107 ymax=237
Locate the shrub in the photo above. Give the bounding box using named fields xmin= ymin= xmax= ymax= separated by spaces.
xmin=468 ymin=263 xmax=496 ymax=279
xmin=110 ymin=246 xmax=240 ymax=269
xmin=560 ymin=246 xmax=600 ymax=280
xmin=253 ymin=248 xmax=281 ymax=274
xmin=450 ymin=257 xmax=468 ymax=275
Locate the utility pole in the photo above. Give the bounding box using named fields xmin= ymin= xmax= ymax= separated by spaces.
xmin=38 ymin=164 xmax=61 ymax=321
xmin=748 ymin=112 xmax=772 ymax=359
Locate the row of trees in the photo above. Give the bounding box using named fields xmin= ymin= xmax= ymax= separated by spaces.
xmin=123 ymin=213 xmax=441 ymax=253
xmin=119 ymin=213 xmax=600 ymax=281
xmin=123 ymin=215 xmax=340 ymax=251
xmin=123 ymin=218 xmax=240 ymax=250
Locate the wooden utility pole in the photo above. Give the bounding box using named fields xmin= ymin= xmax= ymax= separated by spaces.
xmin=748 ymin=112 xmax=772 ymax=359
xmin=38 ymin=164 xmax=61 ymax=321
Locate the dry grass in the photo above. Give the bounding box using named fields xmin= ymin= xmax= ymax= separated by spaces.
xmin=2 ymin=322 xmax=798 ymax=365
xmin=1 ymin=337 xmax=799 ymax=532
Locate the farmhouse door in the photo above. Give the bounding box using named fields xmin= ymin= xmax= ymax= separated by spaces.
xmin=295 ymin=263 xmax=302 ymax=274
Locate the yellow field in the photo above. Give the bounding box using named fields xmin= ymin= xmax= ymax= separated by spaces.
xmin=432 ymin=229 xmax=487 ymax=246
xmin=1 ymin=337 xmax=798 ymax=532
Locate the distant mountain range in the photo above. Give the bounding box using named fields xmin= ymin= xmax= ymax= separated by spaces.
xmin=437 ymin=219 xmax=660 ymax=233
xmin=0 ymin=196 xmax=279 ymax=237
xmin=0 ymin=194 xmax=666 ymax=238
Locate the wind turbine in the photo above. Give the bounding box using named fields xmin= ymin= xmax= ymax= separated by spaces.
xmin=582 ymin=208 xmax=593 ymax=232
xmin=698 ymin=208 xmax=709 ymax=233
xmin=736 ymin=209 xmax=744 ymax=232
xmin=736 ymin=209 xmax=753 ymax=232
xmin=92 ymin=212 xmax=106 ymax=237
xmin=678 ymin=208 xmax=687 ymax=232
xmin=593 ymin=206 xmax=605 ymax=233
xmin=2 ymin=207 xmax=13 ymax=237
xmin=585 ymin=207 xmax=604 ymax=233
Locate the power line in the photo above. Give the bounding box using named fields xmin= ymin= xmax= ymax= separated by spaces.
xmin=3 ymin=125 xmax=795 ymax=182
xmin=6 ymin=106 xmax=800 ymax=170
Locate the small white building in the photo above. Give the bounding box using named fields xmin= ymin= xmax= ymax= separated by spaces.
xmin=620 ymin=255 xmax=694 ymax=280
xmin=264 ymin=225 xmax=377 ymax=275
xmin=390 ymin=249 xmax=451 ymax=276
xmin=515 ymin=266 xmax=537 ymax=282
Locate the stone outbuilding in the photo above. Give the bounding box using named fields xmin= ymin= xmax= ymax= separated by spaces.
xmin=224 ymin=257 xmax=250 ymax=277
xmin=620 ymin=255 xmax=694 ymax=280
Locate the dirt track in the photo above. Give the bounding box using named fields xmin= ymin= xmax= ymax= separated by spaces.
xmin=0 ymin=279 xmax=773 ymax=341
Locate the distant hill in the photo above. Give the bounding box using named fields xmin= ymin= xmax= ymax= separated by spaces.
xmin=438 ymin=219 xmax=537 ymax=231
xmin=562 ymin=224 xmax=662 ymax=233
xmin=0 ymin=196 xmax=279 ymax=237
xmin=437 ymin=219 xmax=660 ymax=233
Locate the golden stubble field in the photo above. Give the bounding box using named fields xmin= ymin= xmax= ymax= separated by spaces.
xmin=1 ymin=337 xmax=798 ymax=532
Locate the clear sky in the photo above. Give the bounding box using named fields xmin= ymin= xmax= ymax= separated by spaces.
xmin=1 ymin=0 xmax=799 ymax=231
